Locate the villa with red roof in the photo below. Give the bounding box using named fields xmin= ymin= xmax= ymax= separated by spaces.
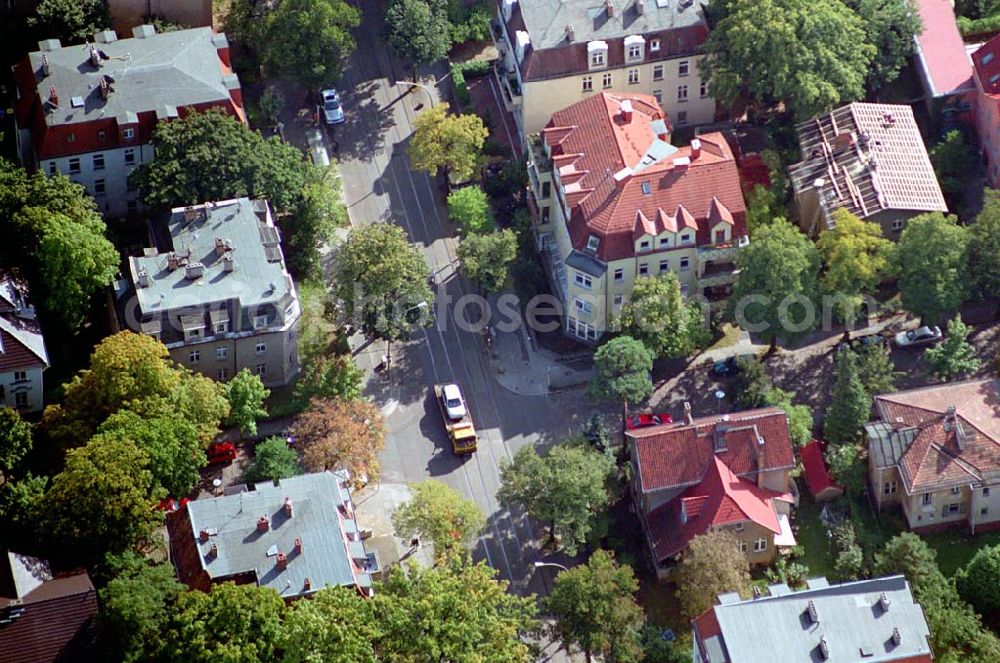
xmin=866 ymin=379 xmax=1000 ymax=534
xmin=912 ymin=0 xmax=975 ymax=110
xmin=627 ymin=404 xmax=797 ymax=577
xmin=972 ymin=34 xmax=1000 ymax=186
xmin=527 ymin=91 xmax=747 ymax=341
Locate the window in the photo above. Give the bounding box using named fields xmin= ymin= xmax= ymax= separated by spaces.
xmin=678 ymin=85 xmax=689 ymax=102
xmin=582 ymin=76 xmax=593 ymax=92
xmin=93 ymin=179 xmax=106 ymax=196
xmin=659 ymin=236 xmax=670 ymax=248
xmin=68 ymin=157 xmax=81 ymax=174
xmin=641 ymin=181 xmax=653 ymax=195
xmin=590 ymin=50 xmax=605 ymax=67
xmin=628 ymin=68 xmax=640 ymax=85
xmin=681 ymin=233 xmax=692 ymax=244
xmin=951 ymin=486 xmax=961 ymax=495
xmin=715 ymin=229 xmax=727 ymax=244
xmin=254 ymin=315 xmax=268 ymax=329
xmin=14 ymin=392 xmax=28 ymax=408
xmin=586 ymin=235 xmax=601 ymax=252
xmin=650 ymin=38 xmax=660 ymax=52
xmin=124 ymin=148 xmax=136 ymax=165
xmin=13 ymin=370 xmax=27 ymax=382
xmin=679 ymin=257 xmax=690 ymax=271
xmin=700 ymin=80 xmax=709 ymax=98
xmin=98 ymin=130 xmax=106 ymax=142
xmin=884 ymin=481 xmax=897 ymax=495
xmin=753 ymin=538 xmax=767 ymax=553
xmin=47 ymin=161 xmax=57 ymax=175
xmin=985 ymin=487 xmax=992 ymax=497
xmin=627 ymin=43 xmax=642 ymax=60
xmin=216 ymin=347 xmax=228 ymax=360
xmin=541 ymin=181 xmax=551 ymax=198
xmin=922 ymin=493 xmax=933 ymax=505
xmin=123 ymin=127 xmax=135 ymax=140
xmin=255 ymin=342 xmax=267 ymax=355
xmin=542 ymin=207 xmax=551 ymax=224
xmin=659 ymin=259 xmax=669 ymax=273
xmin=734 ymin=522 xmax=745 ymax=532
xmin=613 ymin=294 xmax=624 ymax=308
xmin=944 ymin=503 xmax=960 ymax=517
xmin=602 ymin=72 xmax=613 ymax=88
xmin=255 ymin=364 xmax=266 ymax=377
xmin=678 ymin=60 xmax=690 ymax=77
xmin=638 ymin=263 xmax=649 ymax=276
xmin=653 ymin=64 xmax=664 ymax=81
xmin=66 ymin=133 xmax=75 ymax=143
xmin=891 ymin=219 xmax=905 ymax=231
xmin=652 ymin=89 xmax=662 ymax=103
xmin=984 ymin=52 xmax=996 ymax=65
xmin=676 ymin=111 xmax=688 ymax=125
xmin=639 ymin=239 xmax=651 ymax=251
xmin=214 ymin=322 xmax=227 ymax=334
xmin=189 ymin=350 xmax=201 ymax=363
xmin=574 ymin=272 xmax=593 ymax=289
xmin=738 ymin=540 xmax=748 ymax=554
xmin=567 ymin=317 xmax=599 ymax=341
xmin=217 ymin=368 xmax=229 ymax=380
xmin=983 ymin=507 xmax=990 ymax=516
xmin=613 ymin=268 xmax=624 ymax=282
xmin=574 ymin=298 xmax=593 ymax=315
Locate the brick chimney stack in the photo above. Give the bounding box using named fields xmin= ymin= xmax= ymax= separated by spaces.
xmin=257 ymin=515 xmax=270 ymax=532
xmin=276 ymin=552 xmax=287 ymax=570
xmin=684 ymin=402 xmax=693 ymax=426
xmin=690 ymin=138 xmax=701 ymax=160
xmin=294 ymin=537 xmax=303 ymax=554
xmin=48 ymin=85 xmax=59 ymax=107
xmin=284 ymin=496 xmax=293 ymax=518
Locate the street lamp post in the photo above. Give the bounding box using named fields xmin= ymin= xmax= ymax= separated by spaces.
xmin=395 ymin=81 xmax=435 ymax=109
xmin=533 ymin=561 xmax=569 ymax=572
xmin=715 ymin=389 xmax=726 ymax=414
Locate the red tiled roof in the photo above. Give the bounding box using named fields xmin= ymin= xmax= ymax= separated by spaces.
xmin=0 ymin=323 xmax=46 ymax=372
xmin=800 ymin=440 xmax=840 ymax=497
xmin=973 ymin=33 xmax=1000 ymax=97
xmin=629 ymin=407 xmax=796 ymax=493
xmin=0 ymin=572 xmax=97 ymax=663
xmin=544 ymin=92 xmax=746 ymax=262
xmin=913 ymin=0 xmax=975 ymax=97
xmin=646 ymin=456 xmax=787 ymax=560
xmin=692 ymin=602 xmax=723 ymax=660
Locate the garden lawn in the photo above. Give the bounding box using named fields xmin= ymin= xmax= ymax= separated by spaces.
xmin=923 ymin=529 xmax=1000 ymax=577
xmin=792 ymin=492 xmax=837 ymax=579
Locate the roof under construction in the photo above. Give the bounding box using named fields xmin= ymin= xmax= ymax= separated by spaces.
xmin=789 ymin=103 xmax=946 ymax=229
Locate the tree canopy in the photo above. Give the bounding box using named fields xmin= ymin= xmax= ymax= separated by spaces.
xmin=293 ymin=354 xmax=364 ymax=406
xmin=816 ymin=209 xmax=893 ymax=323
xmin=969 ymin=189 xmax=1000 ymax=298
xmin=391 ymin=479 xmax=486 ymax=557
xmin=588 ymin=336 xmax=654 ymax=409
xmin=931 ymin=130 xmax=977 ymax=196
xmin=28 ymin=0 xmax=109 ymax=44
xmin=844 ymin=0 xmax=923 ymax=92
xmin=407 ymin=104 xmax=488 ymax=182
xmin=0 ymin=407 xmax=33 ymax=478
xmin=824 ymin=348 xmax=872 ymax=444
xmin=457 ymin=229 xmax=518 ymax=293
xmin=498 ymin=443 xmax=616 ymax=555
xmin=282 ymin=166 xmax=347 ymax=280
xmin=546 ymin=550 xmax=645 ymax=663
xmin=245 ymin=436 xmax=300 ymax=484
xmin=281 ymin=586 xmax=380 ymax=663
xmin=699 ymin=0 xmax=874 ymax=118
xmin=619 ymin=273 xmax=708 ymax=359
xmin=262 ymin=0 xmax=360 ymax=86
xmin=925 ymin=316 xmax=980 ymax=381
xmin=295 ymin=397 xmax=386 ymax=484
xmin=447 ymin=185 xmax=492 ymax=235
xmin=956 ymin=544 xmax=1000 ymax=615
xmin=675 ymin=530 xmax=751 ymax=619
xmin=225 ymin=369 xmax=270 ymax=438
xmin=385 ymin=0 xmax=452 ymax=70
xmin=854 ymin=344 xmax=899 ymax=395
xmin=895 ymin=213 xmax=970 ymax=324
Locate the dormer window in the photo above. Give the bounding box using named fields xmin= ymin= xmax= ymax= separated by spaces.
xmin=586 ymin=235 xmax=600 ymax=252
xmin=984 ymin=52 xmax=996 ymax=65
xmin=624 ymin=35 xmax=645 ymax=62
xmin=588 ymin=41 xmax=608 ymax=69
xmin=650 ymin=38 xmax=660 ymax=52
xmin=639 ymin=239 xmax=651 ymax=251
xmin=681 ymin=233 xmax=693 ymax=244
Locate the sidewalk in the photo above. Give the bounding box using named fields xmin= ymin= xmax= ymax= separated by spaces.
xmin=487 ymin=322 xmax=593 ymax=396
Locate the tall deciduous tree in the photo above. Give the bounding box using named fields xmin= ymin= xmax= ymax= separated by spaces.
xmin=374 ymin=559 xmax=539 ymax=662
xmin=546 ymin=550 xmax=645 ymax=663
xmin=225 ymin=368 xmax=270 ymax=438
xmin=931 ymin=130 xmax=977 ymax=196
xmin=391 ymin=479 xmax=486 ymax=556
xmin=245 ymin=436 xmax=300 ymax=484
xmin=588 ymin=336 xmax=654 ymax=412
xmin=293 ymin=354 xmax=364 ymax=406
xmin=896 ymin=213 xmax=970 ymax=324
xmin=844 ymin=0 xmax=923 ymax=92
xmin=956 ymin=545 xmax=1000 ymax=615
xmin=925 ymin=316 xmax=980 ymax=381
xmin=262 ymin=0 xmax=360 ymax=86
xmin=969 ymin=189 xmax=1000 ymax=297
xmin=282 ymin=166 xmax=347 ymax=280
xmin=823 ymin=348 xmax=871 ymax=444
xmin=816 ymin=209 xmax=893 ymax=323
xmin=699 ymin=0 xmax=874 ymax=118
xmin=447 ymin=185 xmax=492 ymax=235
xmin=457 ymin=229 xmax=518 ymax=293
xmin=281 ymin=586 xmax=380 ymax=663
xmin=385 ymin=0 xmax=452 ymax=79
xmin=0 ymin=407 xmax=32 ymax=477
xmin=28 ymin=0 xmax=109 ymax=43
xmin=295 ymin=397 xmax=385 ymax=484
xmin=675 ymin=530 xmax=751 ymax=619
xmin=408 ymin=104 xmax=488 ymax=182
xmin=100 ymin=554 xmax=184 ymax=663
xmin=825 ymin=441 xmax=866 ymax=495
xmin=619 ymin=273 xmax=709 ymax=359
xmin=498 ymin=443 xmax=615 ymax=555
xmin=131 ymin=110 xmax=309 ymax=212
xmin=0 ymin=473 xmax=47 ymax=552
xmin=765 ymin=388 xmax=814 ymax=447
xmin=730 ymin=221 xmax=820 ymax=351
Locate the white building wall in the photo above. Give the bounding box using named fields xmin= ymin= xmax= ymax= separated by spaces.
xmin=1 ymin=365 xmax=45 ymax=413
xmin=40 ymin=143 xmax=153 ymax=217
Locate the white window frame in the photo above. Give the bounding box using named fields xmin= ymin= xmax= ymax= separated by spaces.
xmin=678 ymin=60 xmax=690 ymax=77
xmin=574 ymin=272 xmax=593 ymax=289
xmin=602 ymin=72 xmax=613 ymax=88
xmin=922 ymin=492 xmax=932 ymax=505
xmin=650 ymin=38 xmax=660 ymax=52
xmin=255 ymin=364 xmax=267 ymax=376
xmin=678 ymin=84 xmax=689 ymax=102
xmin=652 ymin=64 xmax=664 ymax=81
xmin=586 ymin=235 xmax=600 ymax=252
xmin=613 ymin=268 xmax=624 ymax=282
xmin=628 ymin=68 xmax=640 ymax=85
xmin=734 ymin=522 xmax=745 ymax=532
xmin=68 ymin=157 xmax=81 ymax=174
xmin=700 ymin=79 xmax=709 ymax=98
xmin=93 ymin=153 xmax=105 ymax=171
xmin=216 ymin=347 xmax=229 ymax=360
xmin=93 ymin=179 xmax=106 ymax=196
xmin=13 ymin=370 xmax=27 ymax=382
xmin=573 ymin=297 xmax=593 ymax=315
xmin=676 ymin=110 xmax=688 ymax=125
xmin=681 ymin=233 xmax=693 ymax=245
xmin=124 ymin=147 xmax=136 ymax=165
xmin=14 ymin=392 xmax=28 ymax=408
xmin=679 ymin=257 xmax=690 ymax=271
xmin=659 ymin=259 xmax=669 ymax=273
xmin=217 ymin=368 xmax=229 ymax=380
xmin=652 ymin=89 xmax=662 ymax=104
xmin=613 ymin=294 xmax=623 ymax=309
xmin=638 ymin=263 xmax=649 ymax=276
xmin=47 ymin=161 xmax=57 ymax=175
xmin=582 ymin=76 xmax=593 ymax=92
xmin=123 ymin=127 xmax=135 ymax=140
xmin=214 ymin=322 xmax=228 ymax=334
xmin=884 ymin=481 xmax=897 ymax=495
xmin=255 ymin=342 xmax=267 ymax=355
xmin=753 ymin=538 xmax=767 ymax=553
xmin=189 ymin=350 xmax=201 ymax=363
xmin=738 ymin=540 xmax=748 ymax=554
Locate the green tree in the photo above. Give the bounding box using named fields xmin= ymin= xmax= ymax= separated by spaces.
xmin=262 ymin=0 xmax=360 ymax=87
xmin=293 ymin=354 xmax=364 ymax=406
xmin=259 ymin=85 xmax=285 ymax=125
xmin=816 ymin=209 xmax=893 ymax=323
xmin=855 ymin=344 xmax=899 ymax=395
xmin=333 ymin=224 xmax=433 ymax=363
xmin=499 ymin=443 xmax=616 ymax=555
xmin=245 ymin=436 xmax=300 ymax=484
xmin=282 ymin=167 xmax=346 ymax=280
xmin=296 ymin=397 xmax=386 ymax=484
xmin=546 ymin=550 xmax=645 ymax=663
xmin=44 ymin=434 xmax=163 ymax=564
xmin=824 ymin=348 xmax=872 ymax=444
xmin=385 ymin=0 xmax=452 ymax=79
xmin=619 ymin=273 xmax=709 ymax=359
xmin=0 ymin=407 xmax=32 ymax=477
xmin=931 ymin=130 xmax=977 ymax=196
xmin=0 ymin=473 xmax=47 ymax=552
xmin=28 ymin=0 xmax=109 ymax=43
xmin=730 ymin=221 xmax=820 ymax=350
xmin=732 ymin=355 xmax=772 ymax=409
xmin=588 ymin=336 xmax=654 ymax=413
xmin=640 ymin=624 xmax=686 ymax=663
xmin=100 ymin=554 xmax=184 ymax=663
xmin=896 ymin=213 xmax=970 ymax=324
xmin=675 ymin=530 xmax=751 ymax=619
xmin=391 ymin=479 xmax=486 ymax=557
xmin=825 ymin=441 xmax=866 ymax=494
xmin=969 ymin=189 xmax=1000 ymax=298
xmin=844 ymin=0 xmax=923 ymax=92
xmin=375 ymin=559 xmax=539 ymax=662
xmin=447 ymin=185 xmax=492 ymax=234
xmin=408 ymin=103 xmax=488 ymax=182
xmin=925 ymin=316 xmax=981 ymax=381
xmin=699 ymin=0 xmax=874 ymax=118
xmin=225 ymin=368 xmax=270 ymax=438
xmin=131 ymin=109 xmax=309 ymax=212
xmin=281 ymin=586 xmax=380 ymax=663
xmin=832 ymin=522 xmax=864 ymax=580
xmin=160 ymin=582 xmax=286 ymax=663
xmin=744 ymin=184 xmax=785 ymax=236
xmin=874 ymin=532 xmax=942 ymax=593
xmin=956 ymin=545 xmax=1000 ymax=615
xmin=457 ymin=229 xmax=518 ymax=292
xmin=765 ymin=388 xmax=814 ymax=447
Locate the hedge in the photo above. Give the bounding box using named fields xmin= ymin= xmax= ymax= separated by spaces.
xmin=958 ymin=13 xmax=1000 ymax=37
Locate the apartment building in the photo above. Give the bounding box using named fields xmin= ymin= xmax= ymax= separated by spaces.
xmin=867 ymin=379 xmax=1000 ymax=534
xmin=529 ymin=92 xmax=746 ymax=341
xmin=627 ymin=405 xmax=797 ymax=578
xmin=12 ymin=25 xmax=245 ymax=217
xmin=789 ymin=103 xmax=947 ymax=238
xmin=0 ymin=276 xmax=48 ymax=413
xmin=972 ymin=34 xmax=1000 ymax=187
xmin=116 ymin=198 xmax=299 ymax=387
xmin=492 ymin=0 xmax=715 ymax=142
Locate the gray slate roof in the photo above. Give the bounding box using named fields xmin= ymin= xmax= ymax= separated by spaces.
xmin=565 ymin=250 xmax=607 ymax=276
xmin=866 ymin=422 xmax=919 ymax=469
xmin=699 ymin=576 xmax=931 ymax=663
xmin=29 ymin=26 xmax=234 ymax=127
xmin=185 ymin=472 xmax=373 ymax=598
xmin=516 ymin=0 xmax=706 ymax=51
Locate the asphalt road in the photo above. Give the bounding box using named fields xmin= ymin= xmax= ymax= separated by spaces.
xmin=332 ymin=3 xmax=598 ymax=606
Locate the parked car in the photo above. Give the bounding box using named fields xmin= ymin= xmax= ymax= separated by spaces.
xmin=305 ymin=128 xmax=330 ymax=167
xmin=837 ymin=333 xmax=887 ymax=354
xmin=711 ymin=354 xmax=755 ymax=377
xmin=207 ymin=441 xmax=237 ymax=465
xmin=319 ymin=88 xmax=345 ymax=125
xmin=625 ymin=412 xmax=674 ymax=431
xmin=894 ymin=326 xmax=942 ymax=348
xmin=441 ymin=383 xmax=468 ymax=421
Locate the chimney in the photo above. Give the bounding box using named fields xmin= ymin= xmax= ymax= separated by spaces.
xmin=303 ymin=578 xmax=311 ymax=591
xmin=807 ymin=600 xmax=819 ymax=623
xmin=41 ymin=54 xmax=50 ymax=76
xmin=215 ymin=237 xmax=226 ymax=256
xmin=208 ymin=543 xmax=218 ymax=559
xmin=605 ymin=0 xmax=615 ymax=17
xmin=199 ymin=529 xmax=210 ymax=542
xmin=636 ymin=0 xmax=644 ymax=14
xmin=565 ymin=24 xmax=575 ymax=41
xmin=620 ymin=99 xmax=633 ymax=123
xmin=294 ymin=537 xmax=303 ymax=554
xmin=183 ymin=206 xmax=201 ymax=223
xmin=276 ymin=552 xmax=287 ymax=570
xmin=683 ymin=401 xmax=693 ymax=425
xmin=48 ymin=85 xmax=59 ymax=107
xmin=167 ymin=253 xmax=179 ymax=271
xmin=879 ymin=592 xmax=891 ymax=611
xmin=690 ymin=138 xmax=701 ymax=160
xmin=819 ymin=636 xmax=829 ymax=660
xmin=136 ymin=267 xmax=150 ymax=288
xmin=284 ymin=496 xmax=293 ymax=518
xmin=222 ymin=252 xmax=235 ymax=272
xmin=184 ymin=262 xmax=205 ymax=280
xmin=90 ymin=46 xmax=100 ymax=67
xmin=752 ymin=586 xmax=761 ymax=599
xmin=891 ymin=627 xmax=901 ymax=646
xmin=100 ymin=77 xmax=110 ymax=100
xmin=257 ymin=515 xmax=270 ymax=532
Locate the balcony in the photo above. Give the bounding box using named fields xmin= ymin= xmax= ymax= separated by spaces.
xmin=698 ymin=260 xmax=740 ymax=288
xmin=528 ymin=134 xmax=552 ymax=173
xmin=697 ymin=235 xmax=748 ymax=263
xmin=493 ymin=61 xmax=523 ymax=111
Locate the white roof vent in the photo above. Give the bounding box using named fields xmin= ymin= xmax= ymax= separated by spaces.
xmin=514 ymin=30 xmax=531 ymax=62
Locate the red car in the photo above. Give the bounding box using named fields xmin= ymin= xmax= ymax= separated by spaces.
xmin=625 ymin=413 xmax=673 ymax=431
xmin=207 ymin=441 xmax=237 ymax=465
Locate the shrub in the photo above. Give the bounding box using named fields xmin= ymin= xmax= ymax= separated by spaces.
xmin=447 ymin=185 xmax=492 ymax=234
xmin=450 ymin=64 xmax=471 ymax=108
